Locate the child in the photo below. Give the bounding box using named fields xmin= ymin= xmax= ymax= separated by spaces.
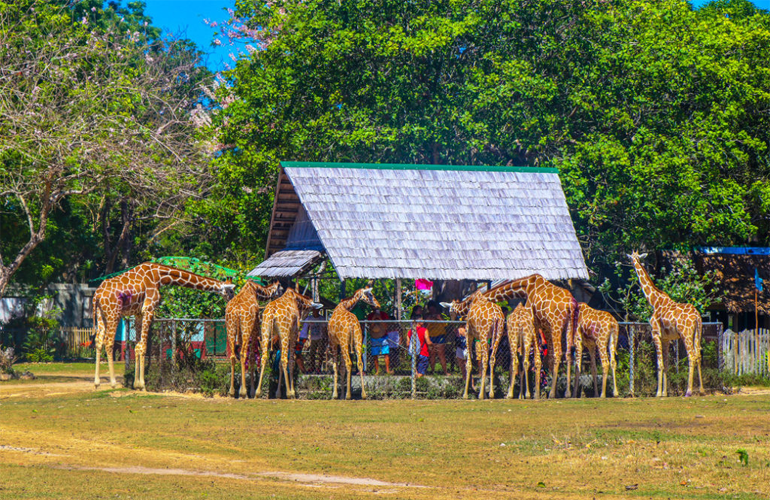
xmin=455 ymin=325 xmax=469 ymax=381
xmin=407 ymin=315 xmax=432 ymax=378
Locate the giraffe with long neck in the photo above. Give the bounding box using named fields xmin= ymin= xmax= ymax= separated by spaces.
xmin=482 ymin=274 xmax=579 ymax=399
xmin=629 ymin=252 xmax=703 ymax=397
xmin=571 ymin=303 xmax=619 ymax=398
xmin=441 ymin=292 xmax=504 ymax=399
xmin=93 ymin=263 xmax=235 ymax=390
xmin=327 ymin=287 xmax=380 ymax=400
xmin=254 ymin=288 xmax=322 ymax=399
xmin=225 ymin=280 xmax=283 ymax=398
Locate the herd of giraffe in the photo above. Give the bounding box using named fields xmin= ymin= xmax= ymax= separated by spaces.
xmin=92 ymin=252 xmax=705 ymax=399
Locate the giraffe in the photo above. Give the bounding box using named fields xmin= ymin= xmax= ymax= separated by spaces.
xmin=92 ymin=263 xmax=235 ymax=391
xmin=481 ymin=274 xmax=579 ymax=399
xmin=570 ymin=303 xmax=619 ymax=398
xmin=225 ymin=280 xmax=283 ymax=398
xmin=327 ymin=287 xmax=380 ymax=400
xmin=488 ymin=303 xmax=540 ymax=399
xmin=441 ymin=292 xmax=504 ymax=399
xmin=628 ymin=251 xmax=703 ymax=397
xmin=254 ymin=288 xmax=322 ymax=399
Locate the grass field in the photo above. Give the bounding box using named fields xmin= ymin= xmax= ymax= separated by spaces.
xmin=1 ymin=363 xmax=769 ymax=499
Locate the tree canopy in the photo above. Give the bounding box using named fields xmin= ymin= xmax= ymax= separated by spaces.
xmin=211 ymin=0 xmax=770 ymax=271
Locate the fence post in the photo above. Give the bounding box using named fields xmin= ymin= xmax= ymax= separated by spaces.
xmin=717 ymin=323 xmax=724 ymax=372
xmin=410 ymin=323 xmax=417 ymax=400
xmin=629 ymin=325 xmax=635 ymax=397
xmin=124 ymin=318 xmax=131 ymax=374
xmin=171 ymin=320 xmax=177 ymax=370
xmin=675 ymin=340 xmax=680 ymax=374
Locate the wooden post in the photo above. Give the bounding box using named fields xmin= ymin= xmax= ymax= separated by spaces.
xmin=395 ymin=278 xmax=402 ymax=321
xmin=124 ymin=318 xmax=130 ymax=374
xmin=755 ymin=289 xmax=759 ymax=371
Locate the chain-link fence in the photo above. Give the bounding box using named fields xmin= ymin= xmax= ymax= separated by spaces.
xmin=112 ymin=317 xmax=726 ymax=397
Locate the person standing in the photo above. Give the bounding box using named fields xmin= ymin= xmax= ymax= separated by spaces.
xmin=407 ymin=315 xmax=432 ymax=378
xmin=367 ymin=307 xmax=393 ymax=375
xmin=424 ymin=301 xmax=449 ymax=375
xmin=302 ymin=308 xmax=327 ymax=373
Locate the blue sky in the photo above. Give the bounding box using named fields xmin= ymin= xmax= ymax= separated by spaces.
xmin=142 ymin=0 xmax=770 ymax=72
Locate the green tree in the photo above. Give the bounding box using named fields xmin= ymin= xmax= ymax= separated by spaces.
xmin=212 ymin=0 xmax=770 ymax=275
xmin=0 ymin=0 xmax=212 ymax=295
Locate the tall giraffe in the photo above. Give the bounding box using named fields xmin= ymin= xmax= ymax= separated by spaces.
xmin=482 ymin=274 xmax=579 ymax=399
xmin=441 ymin=292 xmax=504 ymax=399
xmin=225 ymin=280 xmax=283 ymax=398
xmin=327 ymin=287 xmax=380 ymax=400
xmin=628 ymin=252 xmax=703 ymax=397
xmin=93 ymin=263 xmax=235 ymax=390
xmin=570 ymin=303 xmax=619 ymax=398
xmin=254 ymin=288 xmax=322 ymax=399
xmin=488 ymin=303 xmax=539 ymax=399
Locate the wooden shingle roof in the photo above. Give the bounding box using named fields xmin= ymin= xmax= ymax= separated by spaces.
xmin=257 ymin=162 xmax=588 ymax=281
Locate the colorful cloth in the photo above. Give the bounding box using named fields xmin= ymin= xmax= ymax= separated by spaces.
xmin=408 ymin=326 xmax=430 ymax=357
xmin=370 ymin=336 xmax=390 ymax=356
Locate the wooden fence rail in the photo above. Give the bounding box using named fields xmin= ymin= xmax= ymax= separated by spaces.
xmin=722 ymin=328 xmax=770 ymax=376
xmin=61 ymin=327 xmax=96 ymax=350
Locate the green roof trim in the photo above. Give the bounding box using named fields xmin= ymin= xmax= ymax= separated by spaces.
xmin=280 ymin=161 xmax=559 ymax=174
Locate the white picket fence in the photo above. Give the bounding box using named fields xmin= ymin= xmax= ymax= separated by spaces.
xmin=722 ymin=329 xmax=770 ymax=376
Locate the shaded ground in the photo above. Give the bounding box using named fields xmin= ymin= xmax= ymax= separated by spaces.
xmin=1 ymin=363 xmax=769 ymax=499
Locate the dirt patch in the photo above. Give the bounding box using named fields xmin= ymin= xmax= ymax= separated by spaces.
xmin=257 ymin=471 xmax=426 ymax=487
xmin=0 ymin=444 xmax=67 ymax=457
xmin=54 ymin=464 xmax=425 ymax=488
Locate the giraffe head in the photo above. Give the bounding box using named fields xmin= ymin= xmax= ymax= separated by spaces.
xmin=221 ymin=280 xmax=236 ymax=301
xmin=358 ymin=287 xmax=380 ymax=309
xmin=626 ymin=251 xmax=648 ymax=262
xmin=265 ymin=280 xmax=284 ymax=299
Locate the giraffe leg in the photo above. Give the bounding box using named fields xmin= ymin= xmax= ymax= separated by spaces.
xmin=280 ymin=343 xmax=293 ymax=399
xmin=332 ymin=343 xmax=340 ymax=399
xmin=609 ymin=329 xmax=618 ymax=397
xmin=565 ymin=333 xmax=575 ymax=399
xmin=353 ymin=324 xmax=367 ymax=400
xmin=662 ymin=339 xmax=670 ymax=397
xmin=533 ymin=338 xmax=542 ymax=400
xmin=105 ymin=335 xmax=117 ymax=389
xmin=343 ymin=332 xmax=354 ymax=400
xmin=520 ymin=342 xmax=528 ymax=400
xmin=506 ymin=331 xmax=518 ymax=400
xmin=226 ymin=314 xmax=237 ymax=397
xmin=549 ymin=333 xmax=562 ymax=400
xmin=134 ymin=303 xmax=156 ymax=391
xmin=462 ymin=332 xmax=473 ymax=399
xmin=254 ymin=321 xmax=272 ymax=399
xmin=478 ymin=342 xmax=489 ymax=400
xmin=488 ymin=324 xmax=504 ymax=399
xmin=684 ymin=338 xmax=695 ymax=397
xmin=93 ymin=306 xmax=107 ymax=389
xmin=650 ymin=323 xmax=664 ymax=397
xmin=572 ymin=340 xmax=583 ymax=398
xmin=239 ymin=317 xmax=251 ymax=399
xmin=591 ymin=345 xmax=601 ymax=398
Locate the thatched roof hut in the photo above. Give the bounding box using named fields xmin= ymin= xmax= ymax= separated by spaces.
xmin=248 ymin=162 xmax=588 ymax=281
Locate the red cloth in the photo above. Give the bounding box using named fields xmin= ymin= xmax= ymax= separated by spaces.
xmin=415 ymin=279 xmax=433 ymax=291
xmin=408 ymin=326 xmax=430 ymax=357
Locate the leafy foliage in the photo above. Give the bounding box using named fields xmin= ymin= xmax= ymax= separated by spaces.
xmin=598 ymin=254 xmax=724 ymax=321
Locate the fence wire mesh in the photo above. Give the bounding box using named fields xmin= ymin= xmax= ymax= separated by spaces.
xmin=108 ymin=317 xmax=726 ymax=398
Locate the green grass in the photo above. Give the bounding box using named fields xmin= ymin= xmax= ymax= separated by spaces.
xmin=1 ymin=365 xmax=770 ymax=499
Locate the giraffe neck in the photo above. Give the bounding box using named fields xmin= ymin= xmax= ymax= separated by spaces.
xmin=156 ymin=266 xmax=228 ymax=293
xmin=484 ymin=274 xmax=541 ymax=302
xmin=631 ymin=258 xmax=668 ymax=310
xmin=286 ymin=288 xmax=316 ymax=315
xmin=454 ymin=291 xmax=487 ymax=316
xmin=338 ymin=290 xmax=363 ymax=311
xmin=247 ymin=281 xmax=280 ymax=300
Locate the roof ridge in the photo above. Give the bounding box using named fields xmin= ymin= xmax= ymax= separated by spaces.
xmin=281 ymin=161 xmax=558 ymax=174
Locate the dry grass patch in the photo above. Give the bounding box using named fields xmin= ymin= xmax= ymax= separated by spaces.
xmin=0 ymin=369 xmax=769 ymax=499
